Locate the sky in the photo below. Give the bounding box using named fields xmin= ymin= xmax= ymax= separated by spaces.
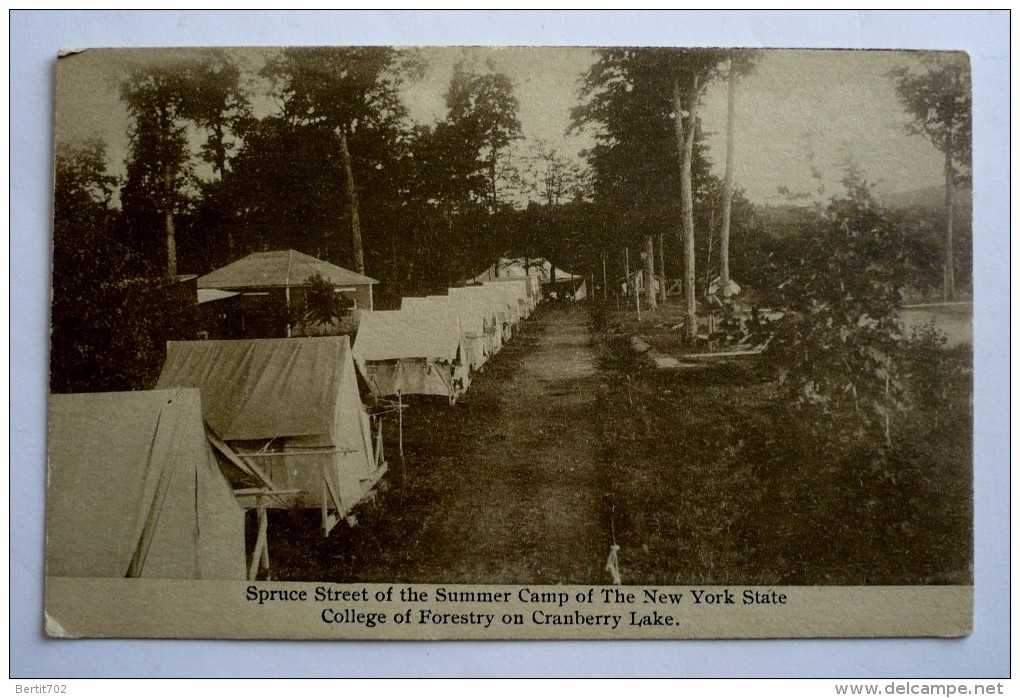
xmin=55 ymin=46 xmax=949 ymax=206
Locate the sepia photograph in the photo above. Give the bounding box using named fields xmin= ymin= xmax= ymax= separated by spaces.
xmin=42 ymin=40 xmax=981 ymax=644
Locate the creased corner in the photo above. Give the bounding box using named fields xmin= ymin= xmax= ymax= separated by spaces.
xmin=45 ymin=611 xmax=75 ymax=639
xmin=57 ymin=48 xmax=90 ymax=59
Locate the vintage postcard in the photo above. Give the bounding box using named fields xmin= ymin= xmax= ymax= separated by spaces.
xmin=46 ymin=46 xmax=972 ymax=640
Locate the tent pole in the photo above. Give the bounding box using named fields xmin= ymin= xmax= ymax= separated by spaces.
xmin=285 ymin=250 xmax=293 ymax=338
xmin=248 ymin=506 xmax=268 ymax=581
xmin=636 ymin=275 xmax=642 ymax=321
xmin=398 ymin=390 xmax=406 ymax=485
xmin=398 ymin=391 xmax=404 ymax=459
xmin=624 ymin=247 xmax=630 ymax=298
xmin=260 ymin=507 xmax=270 ymax=576
xmin=595 ymin=255 xmax=603 ymax=302
xmin=321 ymin=480 xmax=328 ymax=535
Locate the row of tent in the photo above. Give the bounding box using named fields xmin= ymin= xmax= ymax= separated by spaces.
xmin=353 ymin=278 xmax=540 ymax=404
xmin=46 ymin=277 xmax=544 ymax=584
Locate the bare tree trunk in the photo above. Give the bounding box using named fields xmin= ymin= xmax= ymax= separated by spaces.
xmin=643 ymin=235 xmax=657 ymax=309
xmin=165 ymin=209 xmax=177 ymax=279
xmin=489 ymin=155 xmax=498 ymax=214
xmin=673 ymin=76 xmax=700 ymax=343
xmin=656 ymin=232 xmax=666 ymax=303
xmin=338 ymin=126 xmax=365 ymax=274
xmin=704 ymin=212 xmax=715 ymax=293
xmin=719 ymin=60 xmax=736 ymax=289
xmin=943 ymin=148 xmax=956 ymax=301
xmin=212 ymin=121 xmax=227 ymax=179
xmin=163 ymin=164 xmax=177 ymax=279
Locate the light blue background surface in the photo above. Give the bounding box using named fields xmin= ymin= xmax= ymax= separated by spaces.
xmin=11 ymin=10 xmax=1009 ymax=678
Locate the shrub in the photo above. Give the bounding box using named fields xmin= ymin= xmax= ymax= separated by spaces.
xmin=768 ymin=177 xmax=909 ymax=448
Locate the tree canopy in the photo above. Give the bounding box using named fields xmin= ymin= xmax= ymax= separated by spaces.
xmin=889 ymin=52 xmax=972 ymax=300
xmin=888 ymin=52 xmax=972 ymax=183
xmin=443 ymin=61 xmax=523 ymax=210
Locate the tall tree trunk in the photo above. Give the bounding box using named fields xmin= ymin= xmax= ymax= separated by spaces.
xmin=163 ymin=164 xmax=177 ymax=279
xmin=213 ymin=122 xmax=233 ymax=262
xmin=656 ymin=231 xmax=667 ymax=303
xmin=212 ymin=121 xmax=227 ymax=179
xmin=338 ymin=125 xmax=365 ymax=274
xmin=673 ymin=76 xmax=700 ymax=342
xmin=719 ymin=60 xmax=737 ymax=289
xmin=489 ymin=156 xmax=498 ymax=214
xmin=704 ymin=211 xmax=715 ymax=293
xmin=943 ymin=148 xmax=956 ymax=301
xmin=643 ymin=235 xmax=657 ymax=309
xmin=165 ymin=210 xmax=177 ymax=279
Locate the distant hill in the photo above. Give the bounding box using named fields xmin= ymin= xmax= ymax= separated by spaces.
xmin=754 ymin=185 xmax=973 ymax=240
xmin=877 ymin=184 xmax=973 ymax=217
xmin=754 ymin=203 xmax=821 ymax=238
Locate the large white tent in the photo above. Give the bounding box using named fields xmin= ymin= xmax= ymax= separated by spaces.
xmin=472 ymin=257 xmax=587 ymax=305
xmin=47 ymin=389 xmax=247 ymax=580
xmin=156 ymin=336 xmax=385 ymax=536
xmin=483 ymin=278 xmax=531 ymax=319
xmin=474 ymin=283 xmax=519 ymax=342
xmin=353 ymin=309 xmax=469 ymax=402
xmin=473 ymin=258 xmax=581 ymax=285
xmin=427 ymin=295 xmax=489 ymax=371
xmin=449 ymin=286 xmax=503 ymax=358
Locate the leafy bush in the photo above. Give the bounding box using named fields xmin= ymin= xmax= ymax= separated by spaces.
xmin=900 ymin=322 xmax=970 ymax=425
xmin=291 ymin=272 xmax=356 ymax=337
xmin=768 ymin=178 xmax=909 ymax=447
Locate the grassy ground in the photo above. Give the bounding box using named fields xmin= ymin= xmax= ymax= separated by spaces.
xmin=591 ymin=298 xmax=972 ymax=586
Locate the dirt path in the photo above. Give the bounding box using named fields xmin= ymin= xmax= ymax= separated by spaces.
xmin=401 ymin=303 xmax=609 ymax=584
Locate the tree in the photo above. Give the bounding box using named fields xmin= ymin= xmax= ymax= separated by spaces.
xmin=53 ymin=139 xmax=118 ymax=230
xmin=667 ymin=49 xmax=734 ymax=339
xmin=120 ymin=61 xmax=196 ymax=277
xmin=51 ymin=140 xmax=194 ymax=393
xmin=214 ymin=116 xmax=347 ymax=257
xmin=510 ymin=141 xmax=590 ymax=207
xmin=889 ymin=52 xmax=971 ymax=301
xmin=573 ymin=48 xmax=735 ymax=329
xmin=769 ymin=172 xmax=909 ymax=447
xmin=185 ymin=49 xmax=251 ymax=179
xmin=265 ymin=47 xmax=408 ymax=274
xmin=120 ymin=52 xmax=250 ymax=277
xmin=717 ymin=53 xmax=760 ymax=292
xmin=444 ymin=61 xmax=523 ymax=212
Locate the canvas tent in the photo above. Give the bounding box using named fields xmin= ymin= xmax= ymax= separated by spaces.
xmin=404 ymin=295 xmax=486 ymax=372
xmin=471 ymin=258 xmax=541 ymax=308
xmin=47 ymin=389 xmax=247 ymax=580
xmin=449 ymin=286 xmax=502 ymax=358
xmin=481 ymin=282 xmax=524 ymax=338
xmin=156 ymin=336 xmax=385 ymax=536
xmin=471 ymin=257 xmax=594 ymax=307
xmin=707 ymin=276 xmax=742 ymax=298
xmin=483 ymin=278 xmax=531 ymax=319
xmin=468 ymin=284 xmax=513 ymax=344
xmin=472 ymin=258 xmax=578 ymax=299
xmin=353 ymin=309 xmax=469 ymax=402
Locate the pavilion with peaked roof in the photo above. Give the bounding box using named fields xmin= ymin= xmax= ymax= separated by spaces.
xmin=197 ymin=250 xmax=378 ymax=339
